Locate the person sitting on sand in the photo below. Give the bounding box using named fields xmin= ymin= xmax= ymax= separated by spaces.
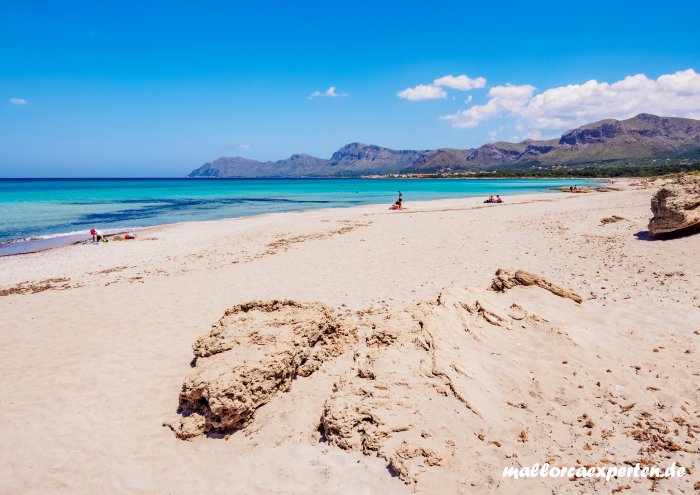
xmin=389 ymin=191 xmax=403 ymax=210
xmin=484 ymin=195 xmax=495 ymax=203
xmin=91 ymin=228 xmax=105 ymax=242
xmin=495 ymin=195 xmax=503 ymax=203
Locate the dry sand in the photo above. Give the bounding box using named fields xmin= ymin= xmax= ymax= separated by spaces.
xmin=0 ymin=181 xmax=698 ymax=494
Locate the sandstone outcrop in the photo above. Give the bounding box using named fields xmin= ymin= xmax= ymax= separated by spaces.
xmin=165 ymin=300 xmax=355 ymax=439
xmin=164 ymin=274 xmax=699 ymax=492
xmin=319 ymin=287 xmax=585 ymax=486
xmin=648 ymin=175 xmax=700 ymax=237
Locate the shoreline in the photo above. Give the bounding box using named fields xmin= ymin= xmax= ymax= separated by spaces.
xmin=0 ymin=227 xmax=146 ymax=257
xmin=0 ymin=181 xmax=603 ymax=257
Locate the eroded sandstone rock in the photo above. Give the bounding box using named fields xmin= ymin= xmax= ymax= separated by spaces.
xmin=648 ymin=175 xmax=700 ymax=237
xmin=319 ymin=287 xmax=582 ymax=485
xmin=164 ymin=278 xmax=699 ymax=491
xmin=165 ymin=300 xmax=355 ymax=439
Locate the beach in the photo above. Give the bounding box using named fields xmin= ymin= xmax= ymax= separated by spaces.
xmin=0 ymin=177 xmax=598 ymax=256
xmin=1 ymin=180 xmax=698 ymax=494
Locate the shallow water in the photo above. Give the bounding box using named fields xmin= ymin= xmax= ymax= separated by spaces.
xmin=0 ymin=178 xmax=596 ymax=255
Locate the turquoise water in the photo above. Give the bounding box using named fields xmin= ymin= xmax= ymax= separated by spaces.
xmin=0 ymin=178 xmax=596 ymax=254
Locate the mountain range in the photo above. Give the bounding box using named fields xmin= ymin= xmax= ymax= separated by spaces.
xmin=188 ymin=114 xmax=700 ymax=178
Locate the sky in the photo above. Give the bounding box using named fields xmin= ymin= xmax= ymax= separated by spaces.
xmin=1 ymin=0 xmax=699 ymax=177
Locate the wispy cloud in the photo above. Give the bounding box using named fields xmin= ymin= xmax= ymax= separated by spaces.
xmin=397 ymin=84 xmax=447 ymax=101
xmin=441 ymin=69 xmax=700 ymax=134
xmin=433 ymin=74 xmax=486 ymax=91
xmin=308 ymin=86 xmax=348 ymax=100
xmin=398 ymin=74 xmax=486 ymax=101
xmin=9 ymin=98 xmax=28 ymax=105
xmin=239 ymin=144 xmax=251 ymax=150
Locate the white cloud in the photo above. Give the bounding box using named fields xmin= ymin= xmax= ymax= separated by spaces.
xmin=9 ymin=98 xmax=27 ymax=105
xmin=397 ymin=84 xmax=447 ymax=101
xmin=239 ymin=144 xmax=251 ymax=150
xmin=433 ymin=74 xmax=486 ymax=91
xmin=441 ymin=69 xmax=700 ymax=134
xmin=308 ymin=86 xmax=348 ymax=100
xmin=441 ymin=84 xmax=534 ymax=128
xmin=398 ymin=74 xmax=487 ymax=101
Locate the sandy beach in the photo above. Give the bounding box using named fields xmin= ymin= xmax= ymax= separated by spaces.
xmin=1 ymin=181 xmax=698 ymax=494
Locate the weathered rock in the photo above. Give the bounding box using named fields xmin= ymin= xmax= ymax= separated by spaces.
xmin=491 ymin=268 xmax=583 ymax=304
xmin=165 ymin=300 xmax=355 ymax=439
xmin=163 ymin=276 xmax=699 ymax=491
xmin=320 ymin=286 xmax=583 ymax=486
xmin=319 ymin=308 xmax=464 ymax=484
xmin=648 ymin=175 xmax=700 ymax=237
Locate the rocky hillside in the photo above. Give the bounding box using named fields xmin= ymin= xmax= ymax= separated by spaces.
xmin=327 ymin=143 xmax=427 ymax=175
xmin=188 ymin=114 xmax=700 ymax=177
xmin=536 ymin=113 xmax=700 ymax=167
xmin=189 ymin=154 xmax=329 ymax=178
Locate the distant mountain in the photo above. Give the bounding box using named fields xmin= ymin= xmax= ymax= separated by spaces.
xmin=189 ymin=154 xmax=328 ymax=178
xmin=534 ymin=113 xmax=700 ymax=167
xmin=188 ymin=114 xmax=700 ymax=177
xmin=327 ymin=143 xmax=427 ymax=175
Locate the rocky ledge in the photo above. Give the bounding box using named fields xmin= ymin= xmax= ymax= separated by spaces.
xmin=648 ymin=175 xmax=700 ymax=237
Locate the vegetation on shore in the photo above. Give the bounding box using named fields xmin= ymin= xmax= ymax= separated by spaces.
xmin=413 ymin=163 xmax=700 ymax=179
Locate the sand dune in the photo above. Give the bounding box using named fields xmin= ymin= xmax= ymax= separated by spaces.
xmin=0 ymin=181 xmax=698 ymax=494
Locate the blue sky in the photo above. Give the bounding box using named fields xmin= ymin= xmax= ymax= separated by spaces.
xmin=1 ymin=0 xmax=699 ymax=177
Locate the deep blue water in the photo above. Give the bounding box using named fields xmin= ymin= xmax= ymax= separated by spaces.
xmin=0 ymin=178 xmax=596 ymax=254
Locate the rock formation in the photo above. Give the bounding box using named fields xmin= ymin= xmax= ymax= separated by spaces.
xmin=165 ymin=300 xmax=356 ymax=439
xmin=166 ymin=283 xmax=699 ymax=492
xmin=648 ymin=175 xmax=700 ymax=237
xmin=319 ymin=286 xmax=585 ymax=486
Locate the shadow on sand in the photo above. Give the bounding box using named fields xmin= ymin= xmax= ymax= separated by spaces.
xmin=634 ymin=231 xmax=656 ymax=241
xmin=635 ymin=225 xmax=700 ymax=241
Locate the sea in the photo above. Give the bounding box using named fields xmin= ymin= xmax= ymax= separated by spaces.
xmin=0 ymin=178 xmax=598 ymax=256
